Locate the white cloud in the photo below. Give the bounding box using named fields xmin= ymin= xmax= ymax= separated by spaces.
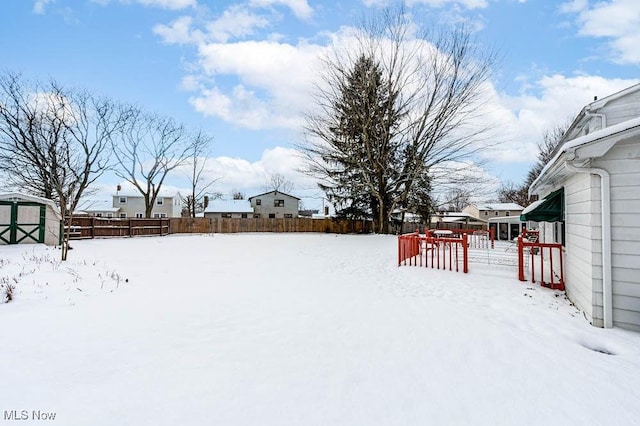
xmin=135 ymin=0 xmax=196 ymax=9
xmin=92 ymin=0 xmax=195 ymax=10
xmin=487 ymin=74 xmax=639 ymax=164
xmin=189 ymin=147 xmax=315 ymax=196
xmin=405 ymin=0 xmax=488 ymax=9
xmin=249 ymin=0 xmax=313 ymax=20
xmin=561 ymin=0 xmax=640 ymax=64
xmin=33 ymin=0 xmax=54 ymax=14
xmin=153 ymin=16 xmax=203 ymax=45
xmin=186 ymin=39 xmax=324 ymax=129
xmin=205 ymin=5 xmax=271 ymax=42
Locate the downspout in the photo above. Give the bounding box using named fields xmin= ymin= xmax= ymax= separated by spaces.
xmin=564 ymin=159 xmax=613 ymax=328
xmin=585 ymin=109 xmax=607 ymax=130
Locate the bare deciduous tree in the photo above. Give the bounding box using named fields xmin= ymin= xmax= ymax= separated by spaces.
xmin=499 ymin=119 xmax=572 ymax=207
xmin=262 ymin=172 xmax=294 ymax=194
xmin=301 ymin=8 xmax=497 ymax=233
xmin=111 ymin=111 xmax=191 ymax=218
xmin=183 ymin=130 xmax=218 ymax=218
xmin=0 ymin=72 xmax=125 ymax=260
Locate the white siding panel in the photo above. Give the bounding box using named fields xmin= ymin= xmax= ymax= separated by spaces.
xmin=563 ymin=173 xmax=600 ymax=324
xmin=600 ymin=139 xmax=640 ymax=331
xmin=613 ymin=280 xmax=640 ymax=297
xmin=613 ymin=311 xmax=640 ymax=332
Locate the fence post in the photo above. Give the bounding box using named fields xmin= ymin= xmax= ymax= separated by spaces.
xmin=517 ymin=236 xmax=525 ymax=281
xmin=463 ymin=233 xmax=469 ymax=273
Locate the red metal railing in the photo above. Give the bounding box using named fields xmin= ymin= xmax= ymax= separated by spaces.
xmin=517 ymin=236 xmax=564 ymax=291
xmin=398 ymin=231 xmax=469 ymax=273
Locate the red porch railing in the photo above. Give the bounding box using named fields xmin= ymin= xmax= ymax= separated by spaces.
xmin=398 ymin=231 xmax=469 ymax=273
xmin=517 ymin=236 xmax=564 ymax=291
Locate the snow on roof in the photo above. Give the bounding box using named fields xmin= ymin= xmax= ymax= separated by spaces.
xmin=0 ymin=192 xmax=61 ymax=217
xmin=204 ymin=199 xmax=253 ymax=214
xmin=530 ymin=116 xmax=640 ymax=194
xmin=114 ymin=190 xmax=181 ymax=198
xmin=476 ymin=203 xmax=524 ymax=211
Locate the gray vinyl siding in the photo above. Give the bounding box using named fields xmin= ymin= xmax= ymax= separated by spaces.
xmin=601 ymin=92 xmax=640 ymax=127
xmin=250 ymin=192 xmax=299 ymax=218
xmin=593 ymin=139 xmax=640 ymax=331
xmin=113 ymin=195 xmax=179 ymax=218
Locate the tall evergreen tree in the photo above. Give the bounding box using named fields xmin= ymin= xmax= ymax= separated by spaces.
xmin=312 ymin=54 xmax=402 ymax=232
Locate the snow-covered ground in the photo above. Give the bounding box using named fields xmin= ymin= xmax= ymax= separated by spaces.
xmin=1 ymin=233 xmax=639 ymax=425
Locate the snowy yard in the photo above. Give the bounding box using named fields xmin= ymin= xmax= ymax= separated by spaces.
xmin=1 ymin=233 xmax=640 ymax=425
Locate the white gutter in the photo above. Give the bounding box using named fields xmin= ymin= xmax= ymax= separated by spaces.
xmin=564 ymin=159 xmax=613 ymax=328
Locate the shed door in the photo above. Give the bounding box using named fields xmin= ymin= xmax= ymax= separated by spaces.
xmin=0 ymin=201 xmax=46 ymax=244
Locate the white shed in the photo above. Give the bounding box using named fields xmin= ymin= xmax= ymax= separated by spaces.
xmin=526 ymin=82 xmax=640 ymax=332
xmin=0 ymin=192 xmax=62 ymax=246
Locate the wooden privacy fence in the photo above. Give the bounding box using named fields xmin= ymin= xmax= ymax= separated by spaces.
xmin=170 ymin=217 xmax=373 ymax=234
xmin=67 ymin=217 xmax=170 ymax=239
xmin=518 ymin=236 xmax=564 ymax=291
xmin=398 ymin=231 xmax=469 ymax=273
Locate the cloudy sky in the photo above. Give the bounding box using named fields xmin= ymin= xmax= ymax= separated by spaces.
xmin=1 ymin=0 xmax=639 ymax=208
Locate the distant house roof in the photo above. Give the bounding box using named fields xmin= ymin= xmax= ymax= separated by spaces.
xmin=113 ymin=188 xmax=181 ymax=198
xmin=248 ymin=190 xmax=300 ymax=200
xmin=204 ymin=199 xmax=253 ymax=214
xmin=433 ymin=212 xmax=487 ymax=224
xmin=475 ymin=203 xmax=524 ymax=211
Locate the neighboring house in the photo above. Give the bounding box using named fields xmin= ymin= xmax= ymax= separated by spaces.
xmin=113 ymin=190 xmax=182 ymax=218
xmin=0 ymin=192 xmax=61 ymax=246
xmin=204 ymin=200 xmax=254 ymax=219
xmin=429 ymin=212 xmax=487 ymax=230
xmin=524 ymin=82 xmax=640 ymax=331
xmin=80 ymin=200 xmax=120 ymax=218
xmin=462 ymin=203 xmax=524 ymax=240
xmin=487 ymin=215 xmax=526 ymax=241
xmin=248 ymin=190 xmax=300 ymax=219
xmin=463 ymin=203 xmax=524 ymax=220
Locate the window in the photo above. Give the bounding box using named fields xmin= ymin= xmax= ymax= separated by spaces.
xmin=119 ymin=197 xmax=127 ymax=204
xmin=241 ymin=213 xmax=248 ymax=218
xmin=256 ymin=199 xmax=261 ymax=206
xmin=274 ymin=199 xmax=284 ymax=207
xmin=269 ymin=213 xmax=276 ymax=218
xmin=253 ymin=214 xmax=261 ymax=218
xmin=505 ymin=211 xmax=510 ymax=216
xmin=96 ymin=213 xmax=103 ymax=217
xmin=284 ymin=214 xmax=293 ymax=218
xmin=484 ymin=211 xmax=488 ymax=216
xmin=136 ymin=213 xmax=144 ymax=218
xmin=156 ymin=198 xmax=164 ymax=206
xmin=495 ymin=211 xmax=498 ymax=216
xmin=221 ymin=213 xmax=232 ymax=218
xmin=119 ymin=213 xmax=127 ymax=218
xmin=153 ymin=213 xmax=167 ymax=218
